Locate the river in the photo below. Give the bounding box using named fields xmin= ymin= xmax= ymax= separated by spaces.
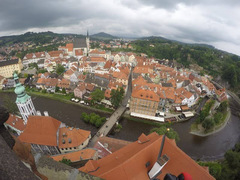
xmin=1 ymin=92 xmax=240 ymax=161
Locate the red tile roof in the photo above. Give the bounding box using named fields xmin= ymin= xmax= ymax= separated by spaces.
xmin=75 ymin=49 xmax=83 ymax=56
xmin=51 ymin=149 xmax=97 ymax=162
xmin=66 ymin=43 xmax=73 ymax=52
xmin=90 ymin=49 xmax=106 ymax=54
xmin=80 ymin=133 xmax=214 ymax=180
xmin=90 ymin=57 xmax=106 ymax=62
xmin=104 ymin=60 xmax=112 ymax=69
xmin=58 ymin=78 xmax=70 ymax=89
xmin=48 ymin=50 xmax=63 ymax=57
xmin=132 ymin=89 xmax=159 ymax=102
xmin=104 ymin=89 xmax=111 ymax=99
xmin=18 ymin=116 xmax=61 ymax=146
xmin=5 ymin=114 xmax=26 ymax=131
xmin=58 ymin=127 xmax=91 ymax=149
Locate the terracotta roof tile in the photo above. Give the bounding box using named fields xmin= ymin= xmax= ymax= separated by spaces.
xmin=5 ymin=114 xmax=26 ymax=131
xmin=58 ymin=127 xmax=91 ymax=149
xmin=80 ymin=133 xmax=214 ymax=180
xmin=51 ymin=149 xmax=97 ymax=162
xmin=18 ymin=116 xmax=61 ymax=146
xmin=104 ymin=89 xmax=111 ymax=99
xmin=132 ymin=89 xmax=159 ymax=102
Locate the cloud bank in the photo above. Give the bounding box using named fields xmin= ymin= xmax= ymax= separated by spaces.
xmin=0 ymin=0 xmax=239 ymax=55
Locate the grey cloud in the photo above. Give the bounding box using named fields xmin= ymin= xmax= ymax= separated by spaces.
xmin=0 ymin=0 xmax=239 ymax=55
xmin=137 ymin=0 xmax=240 ymax=9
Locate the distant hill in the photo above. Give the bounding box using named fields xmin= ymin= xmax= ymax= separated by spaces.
xmin=0 ymin=31 xmax=85 ymax=47
xmin=141 ymin=36 xmax=214 ymax=49
xmin=91 ymin=32 xmax=118 ymax=40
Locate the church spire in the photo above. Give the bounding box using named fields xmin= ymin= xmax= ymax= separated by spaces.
xmin=14 ymin=73 xmax=36 ymax=124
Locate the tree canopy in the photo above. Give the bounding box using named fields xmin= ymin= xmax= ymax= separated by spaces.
xmin=56 ymin=64 xmax=65 ymax=75
xmin=150 ymin=125 xmax=179 ymax=141
xmin=90 ymin=89 xmax=104 ymax=104
xmin=110 ymin=87 xmax=124 ymax=108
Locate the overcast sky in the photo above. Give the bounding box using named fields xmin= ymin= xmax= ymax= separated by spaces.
xmin=0 ymin=0 xmax=239 ymax=55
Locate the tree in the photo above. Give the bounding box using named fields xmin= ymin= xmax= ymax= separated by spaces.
xmin=95 ymin=118 xmax=103 ymax=128
xmin=81 ymin=112 xmax=90 ymax=123
xmin=3 ymin=95 xmax=19 ymax=114
xmin=23 ymin=73 xmax=28 ymax=78
xmin=214 ymin=112 xmax=223 ymax=124
xmin=59 ymin=157 xmax=71 ymax=166
xmin=56 ymin=64 xmax=65 ymax=75
xmin=91 ymin=89 xmax=104 ymax=104
xmin=89 ymin=113 xmax=99 ymax=125
xmin=55 ymin=86 xmax=59 ymax=92
xmin=202 ymin=118 xmax=215 ymax=131
xmin=110 ymin=87 xmax=124 ymax=108
xmin=217 ymin=101 xmax=228 ymax=113
xmin=220 ymin=145 xmax=240 ymax=180
xmin=150 ymin=126 xmax=180 ymax=141
xmin=198 ymin=162 xmax=222 ymax=179
xmin=62 ymin=88 xmax=66 ymax=94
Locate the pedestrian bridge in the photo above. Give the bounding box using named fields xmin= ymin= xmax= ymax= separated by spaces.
xmin=89 ymin=105 xmax=127 ymax=147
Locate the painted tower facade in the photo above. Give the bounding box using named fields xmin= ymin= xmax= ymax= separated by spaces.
xmin=14 ymin=73 xmax=36 ymax=123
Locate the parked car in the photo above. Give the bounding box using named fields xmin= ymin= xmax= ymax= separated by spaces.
xmin=74 ymin=99 xmax=80 ymax=103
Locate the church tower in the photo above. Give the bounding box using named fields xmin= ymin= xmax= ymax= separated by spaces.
xmin=13 ymin=73 xmax=36 ymax=124
xmin=86 ymin=30 xmax=90 ymax=56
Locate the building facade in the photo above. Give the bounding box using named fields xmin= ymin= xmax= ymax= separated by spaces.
xmin=0 ymin=59 xmax=23 ymax=78
xmin=130 ymin=89 xmax=159 ymax=116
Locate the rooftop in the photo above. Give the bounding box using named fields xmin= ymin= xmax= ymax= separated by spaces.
xmin=80 ymin=133 xmax=214 ymax=180
xmin=18 ymin=116 xmax=61 ymax=146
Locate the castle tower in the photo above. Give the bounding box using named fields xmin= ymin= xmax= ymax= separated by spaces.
xmin=86 ymin=30 xmax=90 ymax=56
xmin=13 ymin=73 xmax=36 ymax=124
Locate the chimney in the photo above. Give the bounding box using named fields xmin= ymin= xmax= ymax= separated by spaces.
xmin=44 ymin=111 xmax=49 ymax=116
xmin=148 ymin=132 xmax=170 ymax=179
xmin=36 ymin=111 xmax=41 ymax=116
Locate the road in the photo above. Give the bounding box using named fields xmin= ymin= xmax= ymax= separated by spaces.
xmin=89 ymin=67 xmax=133 ymax=147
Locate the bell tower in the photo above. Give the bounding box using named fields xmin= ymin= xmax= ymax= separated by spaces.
xmin=13 ymin=73 xmax=36 ymax=124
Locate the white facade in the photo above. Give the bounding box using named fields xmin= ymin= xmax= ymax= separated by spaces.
xmin=16 ymin=98 xmax=36 ymax=123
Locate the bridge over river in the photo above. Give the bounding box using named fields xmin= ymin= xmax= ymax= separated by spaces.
xmin=89 ymin=68 xmax=133 ymax=147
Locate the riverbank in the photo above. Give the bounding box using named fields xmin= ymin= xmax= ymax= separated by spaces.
xmin=0 ymin=90 xmax=113 ymax=115
xmin=122 ymin=114 xmax=164 ymax=127
xmin=190 ymin=108 xmax=231 ymax=137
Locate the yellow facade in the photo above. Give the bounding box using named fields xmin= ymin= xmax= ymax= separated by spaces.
xmin=0 ymin=59 xmax=22 ymax=78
